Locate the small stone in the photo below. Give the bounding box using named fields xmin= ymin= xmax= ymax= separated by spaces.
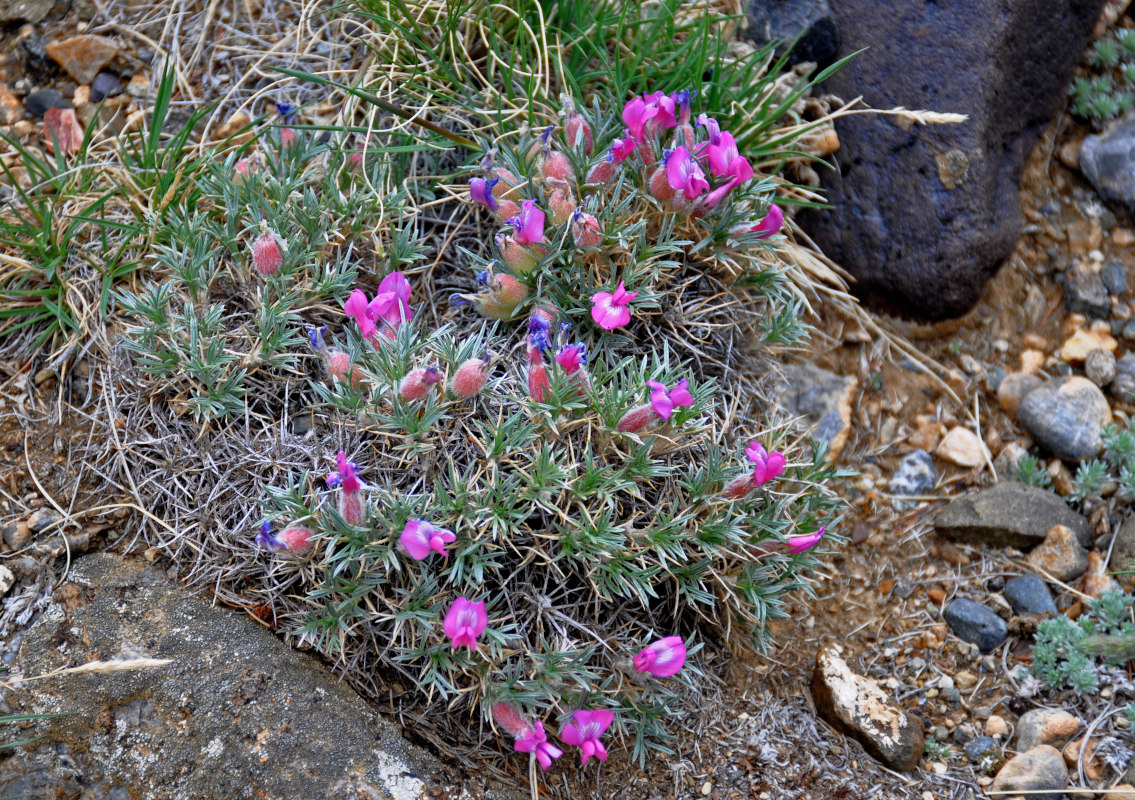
xmin=985 ymin=715 xmax=1008 ymax=737
xmin=2 ymin=522 xmax=30 ymax=550
xmin=1107 ymin=516 xmax=1135 ymax=591
xmin=942 ymin=598 xmax=1008 ymax=652
xmin=993 ymin=442 xmax=1029 ymax=478
xmin=89 ymin=72 xmax=123 ymax=103
xmin=936 ymin=427 xmax=987 ymax=468
xmin=890 ymin=450 xmax=937 ymax=495
xmin=1027 ymin=524 xmax=1089 ymax=582
xmin=45 ymin=35 xmax=120 ymax=85
xmin=126 ymin=73 xmax=150 ymax=99
xmin=998 ymin=372 xmax=1043 ymax=416
xmin=934 ymin=482 xmax=1093 ymax=549
xmin=991 ymin=746 xmax=1068 ymax=798
xmin=1020 ymin=349 xmax=1046 ymax=374
xmin=954 ymin=669 xmax=977 ymax=690
xmin=812 ymin=644 xmax=924 ymax=771
xmin=1102 ymin=260 xmax=1128 ymax=295
xmin=1064 ymin=263 xmax=1111 ymax=318
xmin=0 ymin=0 xmax=54 ymax=22
xmin=1057 ymin=327 xmax=1118 ymax=363
xmin=1016 ymin=377 xmax=1111 ymax=461
xmin=927 ymin=587 xmax=946 ymax=605
xmin=0 ymin=565 xmax=13 ymax=596
xmin=772 ymin=364 xmax=857 ymax=460
xmin=908 ymin=415 xmax=943 ymax=451
xmin=217 ymin=110 xmax=252 ymax=141
xmin=26 ymin=509 xmax=59 ymax=533
xmin=24 ymin=88 xmax=68 ymax=119
xmin=1016 ymin=709 xmax=1081 ymax=753
xmin=965 ymin=736 xmax=1004 ymax=774
xmin=1063 ymin=736 xmax=1106 ymax=781
xmin=1086 ymin=348 xmax=1117 ymax=388
xmin=1003 ymin=575 xmax=1057 ymax=616
xmin=1113 ymin=354 xmax=1135 ymax=399
xmin=1117 ymin=229 xmax=1135 ymax=246
xmin=1080 ymin=549 xmax=1119 ymax=598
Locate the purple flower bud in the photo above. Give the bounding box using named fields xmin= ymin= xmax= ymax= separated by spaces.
xmin=256 ymin=522 xmax=284 ymax=552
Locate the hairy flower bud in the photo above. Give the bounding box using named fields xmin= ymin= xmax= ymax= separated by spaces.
xmin=278 ymin=526 xmax=314 ymax=554
xmin=585 ymin=159 xmax=615 ymax=186
xmin=572 ymin=211 xmax=602 ymax=248
xmin=549 ymin=186 xmax=576 ymax=226
xmin=541 ymin=150 xmax=574 ymax=183
xmin=616 ymin=403 xmax=655 ymax=433
xmin=723 ymin=474 xmax=755 ymax=499
xmin=327 ymin=351 xmax=366 ymax=387
xmin=399 ymin=366 xmax=443 ymax=401
xmin=251 ymin=228 xmax=287 ymax=275
xmin=648 ymin=166 xmax=674 ymax=203
xmin=564 ymin=110 xmax=593 ymax=154
xmin=452 ymin=354 xmax=493 ymax=397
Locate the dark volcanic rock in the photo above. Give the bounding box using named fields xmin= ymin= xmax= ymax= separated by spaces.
xmin=746 ymin=0 xmax=840 ymax=70
xmin=797 ymin=0 xmax=1105 ymax=320
xmin=943 ymin=598 xmax=1008 ymax=652
xmin=0 ymin=553 xmax=518 ymax=800
xmin=1064 ymin=264 xmax=1111 ymax=318
xmin=1082 ymin=113 xmax=1135 ymax=212
xmin=813 ymin=644 xmax=924 ymax=770
xmin=934 ymin=481 xmax=1092 ymax=549
xmin=1003 ymin=574 xmax=1057 ymax=616
xmin=24 ymin=88 xmax=68 ymax=118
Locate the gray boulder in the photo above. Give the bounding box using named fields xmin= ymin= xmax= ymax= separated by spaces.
xmin=0 ymin=553 xmax=518 ymax=800
xmin=1017 ymin=377 xmax=1111 ymax=462
xmin=798 ymin=0 xmax=1106 ymax=320
xmin=934 ymin=482 xmax=1092 ymax=550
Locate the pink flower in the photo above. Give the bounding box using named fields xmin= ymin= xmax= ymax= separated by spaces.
xmin=706 ymin=130 xmax=740 ymax=178
xmin=344 ymin=274 xmax=414 ymax=342
xmin=507 ymin=199 xmax=546 ymax=246
xmin=443 ymin=596 xmax=488 ymax=652
xmin=527 ymin=341 xmax=550 ymax=403
xmin=560 ymin=710 xmax=614 ymax=766
xmin=470 ymin=177 xmax=499 ymax=212
xmin=785 ymin=525 xmax=827 ymax=554
xmin=646 ymin=379 xmax=693 ymax=421
xmin=252 ymin=228 xmax=286 ymax=275
xmin=331 ymin=451 xmax=364 ymax=525
xmin=622 ymin=97 xmax=651 ymax=141
xmin=697 ymin=113 xmax=722 ymax=145
xmin=665 ymin=146 xmax=709 ymax=200
xmin=555 ymin=343 xmax=586 ymax=374
xmin=746 ymin=441 xmax=786 ymax=487
xmin=514 ymin=719 xmax=563 ymax=771
xmin=399 ymin=366 xmax=443 ymax=401
xmin=702 ymin=154 xmax=754 ymax=210
xmin=590 ymin=281 xmax=637 ymax=330
xmin=609 ymin=129 xmax=637 ymax=163
xmin=642 ymin=91 xmax=678 ymax=131
xmin=633 ymin=636 xmax=687 ymax=678
xmin=401 ymin=519 xmax=457 ymax=560
xmin=753 ymin=204 xmax=784 ymax=238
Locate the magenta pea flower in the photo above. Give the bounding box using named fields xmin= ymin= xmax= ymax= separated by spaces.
xmin=785 ymin=524 xmax=828 ymax=554
xmin=400 ymin=519 xmax=457 ymax=561
xmin=590 ymin=281 xmax=637 ymax=330
xmin=329 ymin=451 xmax=364 ymax=525
xmin=609 ymin=128 xmax=637 ymax=163
xmin=646 ymin=379 xmax=693 ymax=421
xmin=633 ymin=636 xmax=687 ymax=678
xmin=443 ymin=596 xmax=488 ymax=652
xmin=705 ymin=130 xmax=741 ymax=178
xmin=555 ymin=343 xmax=587 ymax=374
xmin=703 ymin=155 xmax=754 ymax=210
xmin=470 ymin=176 xmax=499 ymax=212
xmin=746 ymin=441 xmax=786 ymax=487
xmin=492 ymin=703 xmax=563 ymax=771
xmin=344 ymin=273 xmax=414 ymax=343
xmin=696 ymin=113 xmax=721 ymax=145
xmin=507 ymin=199 xmax=546 ymax=246
xmin=560 ymin=710 xmax=615 ymax=766
xmin=665 ymin=146 xmax=709 ymax=200
xmin=753 ymin=203 xmax=784 ymax=238
xmin=642 ymin=91 xmax=678 ymax=131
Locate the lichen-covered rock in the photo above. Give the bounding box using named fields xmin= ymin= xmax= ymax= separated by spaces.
xmin=934 ymin=482 xmax=1092 ymax=549
xmin=0 ymin=553 xmax=517 ymax=800
xmin=812 ymin=644 xmax=924 ymax=770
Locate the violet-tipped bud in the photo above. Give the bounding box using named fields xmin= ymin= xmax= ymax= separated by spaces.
xmin=399 ymin=366 xmax=443 ymax=401
xmin=453 ymin=269 xmax=531 ymax=320
xmin=498 ymin=234 xmax=543 ymax=275
xmin=451 ymin=351 xmax=494 ymax=397
xmin=572 ymin=209 xmax=602 ymax=248
xmin=251 ymin=226 xmax=287 ymax=275
xmin=278 ymin=526 xmax=314 ymax=554
xmin=549 ymin=186 xmax=576 ymax=226
xmin=723 ymin=474 xmax=755 ymax=499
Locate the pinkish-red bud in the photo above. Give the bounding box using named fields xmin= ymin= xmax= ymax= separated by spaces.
xmin=572 ymin=212 xmax=602 ymax=248
xmin=648 ymin=167 xmax=674 ymax=203
xmin=328 ymin=352 xmax=366 ymax=387
xmin=528 ymin=363 xmax=550 ymax=403
xmin=280 ymin=127 xmax=299 ymax=148
xmin=500 ymin=238 xmax=542 ymax=274
xmin=565 ymin=112 xmax=593 ymax=154
xmin=278 ymin=526 xmax=313 ymax=553
xmin=452 ymin=357 xmax=492 ymax=397
xmin=399 ymin=367 xmax=443 ymax=401
xmin=541 ymin=150 xmax=574 ymax=183
xmin=723 ymin=474 xmax=755 ymax=500
xmin=252 ymin=230 xmax=285 ymax=275
xmin=494 ymin=199 xmax=520 ymax=223
xmin=616 ymin=404 xmax=655 ymax=433
xmin=585 ymin=160 xmax=615 ymax=186
xmin=549 ymin=187 xmax=576 ymax=225
xmin=234 ymin=157 xmax=256 ymax=180
xmin=492 ymin=168 xmax=522 ymax=201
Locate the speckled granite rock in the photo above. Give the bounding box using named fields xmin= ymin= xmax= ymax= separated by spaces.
xmin=0 ymin=552 xmax=517 ymax=800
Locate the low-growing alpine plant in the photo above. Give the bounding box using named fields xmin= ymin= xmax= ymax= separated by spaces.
xmin=256 ymin=269 xmax=838 ymax=772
